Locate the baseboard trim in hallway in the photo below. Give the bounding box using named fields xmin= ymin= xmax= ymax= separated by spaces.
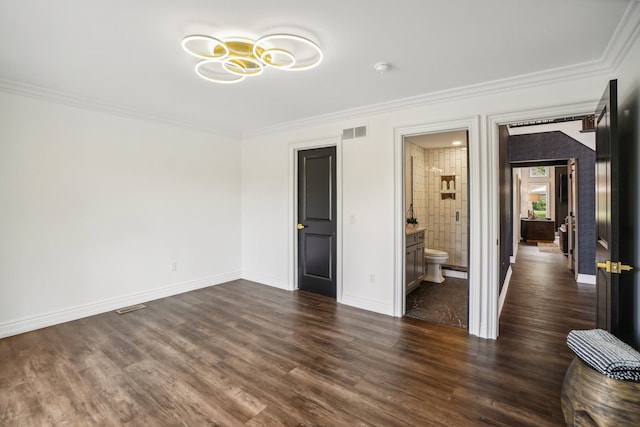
xmin=576 ymin=273 xmax=596 ymax=285
xmin=498 ymin=265 xmax=513 ymax=316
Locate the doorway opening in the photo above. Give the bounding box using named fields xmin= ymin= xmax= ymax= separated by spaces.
xmin=515 ymin=164 xmax=572 ymax=262
xmin=504 ymin=117 xmax=595 ymax=284
xmin=498 ymin=115 xmax=597 ymax=331
xmin=403 ymin=130 xmax=470 ymax=329
xmin=394 ymin=117 xmax=482 ymax=337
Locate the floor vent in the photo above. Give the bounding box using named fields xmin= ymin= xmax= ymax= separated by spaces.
xmin=115 ymin=304 xmax=146 ymax=314
xmin=342 ymin=125 xmax=367 ymax=140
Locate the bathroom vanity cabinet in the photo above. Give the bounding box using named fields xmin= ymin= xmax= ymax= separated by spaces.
xmin=406 ymin=229 xmax=425 ymax=295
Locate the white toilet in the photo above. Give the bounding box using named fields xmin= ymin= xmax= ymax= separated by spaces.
xmin=424 ymin=248 xmax=449 ymax=283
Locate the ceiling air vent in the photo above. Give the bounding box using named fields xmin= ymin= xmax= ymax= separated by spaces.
xmin=342 ymin=125 xmax=367 ymax=141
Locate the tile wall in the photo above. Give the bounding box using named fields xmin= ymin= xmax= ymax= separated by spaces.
xmin=408 ymin=143 xmax=426 ymax=226
xmin=424 ymin=147 xmax=469 ymax=268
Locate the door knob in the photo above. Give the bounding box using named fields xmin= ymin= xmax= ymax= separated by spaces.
xmin=596 ymin=260 xmax=634 ymax=274
xmin=297 ymin=223 xmax=306 ymax=230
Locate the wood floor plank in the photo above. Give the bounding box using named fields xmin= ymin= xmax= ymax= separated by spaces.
xmin=123 ymin=358 xmax=248 ymax=425
xmin=0 ymin=242 xmax=594 ymax=425
xmin=0 ymin=382 xmax=47 ymax=427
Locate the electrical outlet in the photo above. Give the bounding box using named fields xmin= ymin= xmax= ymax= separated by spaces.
xmin=170 ymin=261 xmax=177 ymax=272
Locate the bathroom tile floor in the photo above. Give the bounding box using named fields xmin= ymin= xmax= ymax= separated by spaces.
xmin=405 ymin=277 xmax=468 ymax=329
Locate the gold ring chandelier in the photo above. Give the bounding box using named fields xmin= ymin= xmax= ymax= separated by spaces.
xmin=182 ymin=33 xmax=323 ymax=84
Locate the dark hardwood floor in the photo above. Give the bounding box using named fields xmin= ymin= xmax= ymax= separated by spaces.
xmin=406 ymin=277 xmax=469 ymax=329
xmin=0 ymin=243 xmax=594 ymax=426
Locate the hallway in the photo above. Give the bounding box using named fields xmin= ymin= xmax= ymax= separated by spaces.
xmin=502 ymin=242 xmax=595 ymax=340
xmin=497 ymin=241 xmax=596 ymax=421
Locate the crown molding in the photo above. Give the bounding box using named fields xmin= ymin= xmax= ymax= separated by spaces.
xmin=243 ymin=2 xmax=640 ymax=139
xmin=0 ymin=78 xmax=240 ymax=140
xmin=242 ymin=60 xmax=609 ymax=139
xmin=607 ymin=1 xmax=640 ymax=71
xmin=1 ymin=2 xmax=638 ymax=141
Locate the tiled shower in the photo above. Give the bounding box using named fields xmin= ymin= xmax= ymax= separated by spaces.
xmin=408 ymin=143 xmax=468 ymax=269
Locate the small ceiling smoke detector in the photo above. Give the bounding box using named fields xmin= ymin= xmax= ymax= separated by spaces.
xmin=374 ymin=62 xmax=391 ymax=74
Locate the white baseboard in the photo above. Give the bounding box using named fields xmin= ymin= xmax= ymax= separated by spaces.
xmin=498 ymin=266 xmax=513 ymax=317
xmin=576 ymin=273 xmax=596 ymax=285
xmin=0 ymin=271 xmax=241 ymax=339
xmin=443 ymin=269 xmax=468 ymax=279
xmin=240 ymin=270 xmax=289 ymax=290
xmin=340 ymin=293 xmax=394 ymax=316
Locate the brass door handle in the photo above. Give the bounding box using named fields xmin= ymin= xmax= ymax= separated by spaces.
xmin=596 ymin=260 xmax=634 ymax=274
xmin=297 ymin=223 xmax=307 ymax=230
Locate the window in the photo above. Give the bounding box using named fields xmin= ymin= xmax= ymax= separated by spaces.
xmin=528 ymin=184 xmax=548 ymax=219
xmin=529 ymin=166 xmax=547 ymax=178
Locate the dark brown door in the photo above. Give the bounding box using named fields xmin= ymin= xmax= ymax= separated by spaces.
xmin=595 ymin=80 xmax=620 ymax=332
xmin=297 ymin=147 xmax=337 ymax=298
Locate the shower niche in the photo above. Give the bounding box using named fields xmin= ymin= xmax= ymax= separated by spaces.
xmin=441 ymin=175 xmax=456 ymax=200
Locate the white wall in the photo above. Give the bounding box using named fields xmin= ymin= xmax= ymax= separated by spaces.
xmin=406 ymin=143 xmax=426 ymax=225
xmin=240 ymin=72 xmax=608 ymax=335
xmin=615 ymin=20 xmax=640 ymax=106
xmin=0 ymin=92 xmax=242 ymax=337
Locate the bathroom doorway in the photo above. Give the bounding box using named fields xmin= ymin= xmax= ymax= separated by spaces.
xmin=403 ymin=130 xmax=470 ymax=329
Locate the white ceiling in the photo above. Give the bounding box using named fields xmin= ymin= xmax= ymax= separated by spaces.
xmin=0 ymin=0 xmax=636 ymax=136
xmin=406 ymin=130 xmax=468 ymax=149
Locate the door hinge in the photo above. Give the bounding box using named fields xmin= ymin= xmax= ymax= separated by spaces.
xmin=596 ymin=260 xmax=634 ymax=274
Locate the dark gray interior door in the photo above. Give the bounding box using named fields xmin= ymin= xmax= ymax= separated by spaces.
xmin=618 ymin=77 xmax=640 ymax=349
xmin=297 ymin=147 xmax=337 ymax=298
xmin=595 ymin=79 xmax=619 ymax=332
